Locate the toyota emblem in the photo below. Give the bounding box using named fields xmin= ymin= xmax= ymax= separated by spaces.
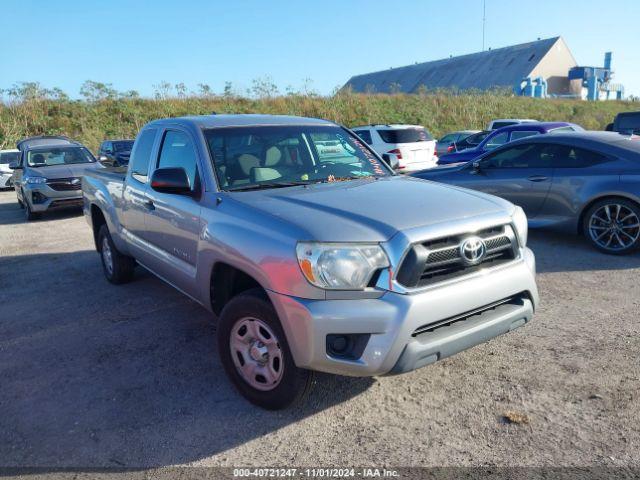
xmin=459 ymin=236 xmax=486 ymax=265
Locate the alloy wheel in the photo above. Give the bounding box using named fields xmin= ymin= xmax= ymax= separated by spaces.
xmin=588 ymin=203 xmax=640 ymax=252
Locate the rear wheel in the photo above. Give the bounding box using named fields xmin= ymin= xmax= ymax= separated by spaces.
xmin=217 ymin=288 xmax=313 ymax=410
xmin=583 ymin=198 xmax=640 ymax=255
xmin=98 ymin=225 xmax=136 ymax=283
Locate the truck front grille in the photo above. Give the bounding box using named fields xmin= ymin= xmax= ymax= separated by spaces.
xmin=395 ymin=225 xmax=517 ymax=289
xmin=47 ymin=177 xmax=81 ymax=191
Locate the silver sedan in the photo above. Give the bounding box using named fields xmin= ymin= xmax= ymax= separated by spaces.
xmin=413 ymin=131 xmax=640 ymax=254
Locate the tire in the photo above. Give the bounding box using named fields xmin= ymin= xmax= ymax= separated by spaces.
xmin=25 ymin=201 xmax=41 ymax=221
xmin=583 ymin=198 xmax=640 ymax=255
xmin=217 ymin=288 xmax=314 ymax=410
xmin=97 ymin=224 xmax=136 ymax=284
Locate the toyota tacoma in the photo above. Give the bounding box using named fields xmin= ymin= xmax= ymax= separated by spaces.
xmin=82 ymin=114 xmax=538 ymax=409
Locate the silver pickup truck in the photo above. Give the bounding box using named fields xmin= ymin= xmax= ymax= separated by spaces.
xmin=83 ymin=114 xmax=538 ymax=409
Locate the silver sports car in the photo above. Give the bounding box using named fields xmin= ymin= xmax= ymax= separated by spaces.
xmin=412 ymin=131 xmax=640 ymax=254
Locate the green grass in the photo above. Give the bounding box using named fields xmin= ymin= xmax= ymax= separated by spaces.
xmin=0 ymin=93 xmax=636 ymax=151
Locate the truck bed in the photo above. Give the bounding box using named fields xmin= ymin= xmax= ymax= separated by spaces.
xmin=86 ymin=165 xmax=128 ymax=182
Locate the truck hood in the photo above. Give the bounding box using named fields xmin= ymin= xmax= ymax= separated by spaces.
xmin=28 ymin=162 xmax=100 ymax=179
xmin=229 ymin=176 xmax=512 ymax=242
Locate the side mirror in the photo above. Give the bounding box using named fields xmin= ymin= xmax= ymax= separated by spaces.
xmin=98 ymin=155 xmax=115 ymax=167
xmin=8 ymin=162 xmax=22 ymax=170
xmin=382 ymin=153 xmax=400 ymax=170
xmin=150 ymin=167 xmax=192 ymax=195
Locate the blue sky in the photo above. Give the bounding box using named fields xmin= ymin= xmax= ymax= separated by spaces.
xmin=2 ymin=0 xmax=639 ymax=98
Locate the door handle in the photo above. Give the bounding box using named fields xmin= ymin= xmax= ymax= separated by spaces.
xmin=527 ymin=175 xmax=548 ymax=182
xmin=143 ymin=199 xmax=155 ymax=210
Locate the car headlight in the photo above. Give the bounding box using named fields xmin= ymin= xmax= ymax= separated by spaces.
xmin=25 ymin=176 xmax=47 ymax=185
xmin=512 ymin=206 xmax=528 ymax=247
xmin=296 ymin=242 xmax=390 ymax=290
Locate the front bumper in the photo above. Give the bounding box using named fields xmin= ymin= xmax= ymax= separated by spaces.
xmin=268 ymin=248 xmax=538 ymax=377
xmin=23 ymin=184 xmax=83 ymax=212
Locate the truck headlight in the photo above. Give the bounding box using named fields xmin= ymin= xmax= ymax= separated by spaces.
xmin=512 ymin=206 xmax=528 ymax=247
xmin=25 ymin=176 xmax=47 ymax=185
xmin=296 ymin=242 xmax=390 ymax=290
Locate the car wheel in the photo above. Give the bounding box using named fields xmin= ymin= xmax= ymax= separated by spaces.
xmin=583 ymin=198 xmax=640 ymax=255
xmin=98 ymin=224 xmax=136 ymax=284
xmin=25 ymin=201 xmax=41 ymax=221
xmin=217 ymin=288 xmax=314 ymax=410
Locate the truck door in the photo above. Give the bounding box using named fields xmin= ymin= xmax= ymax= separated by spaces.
xmin=120 ymin=128 xmax=158 ymax=257
xmin=143 ymin=128 xmax=202 ymax=295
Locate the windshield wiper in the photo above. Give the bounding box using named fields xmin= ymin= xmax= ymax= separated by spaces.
xmin=227 ymin=180 xmax=312 ymax=192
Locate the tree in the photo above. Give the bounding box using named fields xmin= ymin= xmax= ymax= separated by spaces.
xmin=197 ymin=83 xmax=214 ymax=97
xmin=80 ymin=80 xmax=117 ymax=102
xmin=250 ymin=76 xmax=279 ymax=99
xmin=153 ymin=81 xmax=172 ymax=100
xmin=174 ymin=82 xmax=187 ymax=98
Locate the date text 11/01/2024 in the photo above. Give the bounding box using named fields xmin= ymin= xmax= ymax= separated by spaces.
xmin=232 ymin=468 xmax=399 ymax=477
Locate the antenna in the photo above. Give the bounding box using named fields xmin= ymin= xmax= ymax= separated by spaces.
xmin=482 ymin=0 xmax=486 ymax=51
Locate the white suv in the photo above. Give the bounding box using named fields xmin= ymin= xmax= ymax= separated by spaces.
xmin=0 ymin=149 xmax=20 ymax=189
xmin=352 ymin=124 xmax=437 ymax=172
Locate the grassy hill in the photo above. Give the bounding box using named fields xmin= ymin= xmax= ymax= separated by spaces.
xmin=1 ymin=93 xmax=636 ymax=151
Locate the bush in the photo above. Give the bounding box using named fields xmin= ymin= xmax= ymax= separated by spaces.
xmin=0 ymin=92 xmax=635 ymax=151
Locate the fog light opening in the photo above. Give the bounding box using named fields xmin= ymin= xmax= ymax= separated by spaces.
xmin=326 ymin=333 xmax=371 ymax=361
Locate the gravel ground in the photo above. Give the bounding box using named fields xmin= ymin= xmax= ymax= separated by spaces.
xmin=0 ymin=189 xmax=638 ymax=470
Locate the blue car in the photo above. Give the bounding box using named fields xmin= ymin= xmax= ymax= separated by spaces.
xmin=437 ymin=122 xmax=584 ymax=165
xmin=411 ymin=131 xmax=640 ymax=254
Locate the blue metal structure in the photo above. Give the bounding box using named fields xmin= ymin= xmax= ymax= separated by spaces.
xmin=514 ymin=76 xmax=547 ymax=98
xmin=568 ymin=52 xmax=624 ymax=101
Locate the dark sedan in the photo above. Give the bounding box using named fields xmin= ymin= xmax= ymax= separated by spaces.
xmin=437 ymin=122 xmax=583 ymax=165
xmin=412 ymin=132 xmax=640 ymax=254
xmin=97 ymin=139 xmax=134 ymax=167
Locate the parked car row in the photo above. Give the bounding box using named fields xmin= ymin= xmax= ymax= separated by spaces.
xmin=3 ymin=111 xmax=638 ymax=410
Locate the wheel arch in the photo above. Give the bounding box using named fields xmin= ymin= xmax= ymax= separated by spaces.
xmin=209 ymin=262 xmax=269 ymax=316
xmin=90 ymin=204 xmax=107 ymax=250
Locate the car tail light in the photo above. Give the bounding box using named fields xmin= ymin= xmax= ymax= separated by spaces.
xmin=387 ymin=148 xmax=402 ymax=159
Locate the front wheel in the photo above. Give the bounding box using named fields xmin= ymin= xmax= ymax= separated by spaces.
xmin=583 ymin=198 xmax=640 ymax=254
xmin=25 ymin=201 xmax=41 ymax=221
xmin=217 ymin=289 xmax=313 ymax=410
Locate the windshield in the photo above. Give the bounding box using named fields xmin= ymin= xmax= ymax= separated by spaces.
xmin=377 ymin=127 xmax=433 ymax=143
xmin=27 ymin=147 xmax=96 ymax=167
xmin=0 ymin=151 xmax=19 ymax=164
xmin=113 ymin=141 xmax=134 ymax=152
xmin=617 ymin=113 xmax=640 ymax=135
xmin=204 ymin=126 xmax=392 ymax=191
